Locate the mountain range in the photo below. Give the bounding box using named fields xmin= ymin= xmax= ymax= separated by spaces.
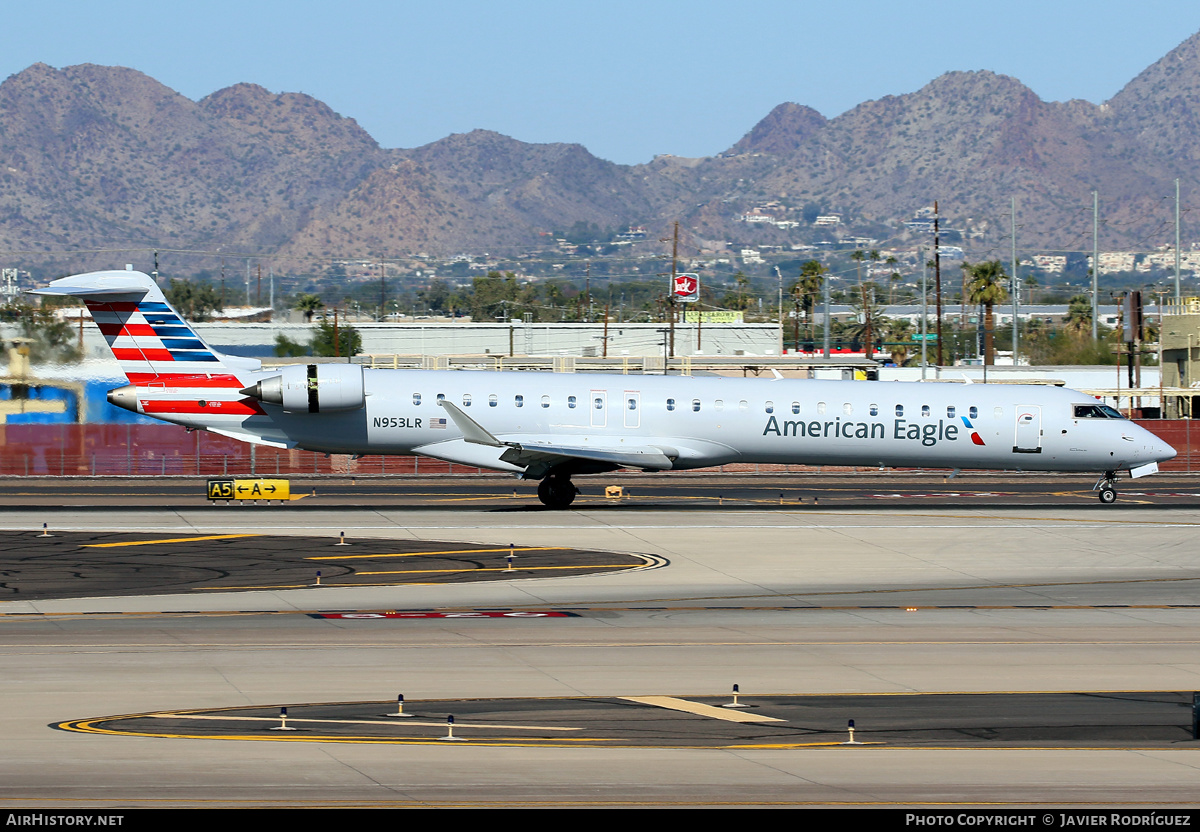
xmin=4 ymin=31 xmax=1200 ymax=270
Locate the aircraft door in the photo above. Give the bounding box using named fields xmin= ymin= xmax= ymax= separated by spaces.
xmin=1013 ymin=405 xmax=1042 ymax=453
xmin=590 ymin=389 xmax=607 ymax=428
xmin=623 ymin=390 xmax=641 ymax=429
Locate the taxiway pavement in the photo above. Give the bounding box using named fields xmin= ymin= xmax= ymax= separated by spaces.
xmin=1 ymin=500 xmax=1199 ymax=807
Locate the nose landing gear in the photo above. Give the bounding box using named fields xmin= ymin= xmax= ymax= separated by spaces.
xmin=1094 ymin=470 xmax=1118 ymax=504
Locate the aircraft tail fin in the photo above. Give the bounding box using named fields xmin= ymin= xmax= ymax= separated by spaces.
xmin=29 ymin=270 xmax=260 ymax=385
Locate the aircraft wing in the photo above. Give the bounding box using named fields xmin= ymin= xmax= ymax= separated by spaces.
xmin=497 ymin=441 xmax=675 ymax=472
xmin=434 ymin=399 xmax=675 ymax=476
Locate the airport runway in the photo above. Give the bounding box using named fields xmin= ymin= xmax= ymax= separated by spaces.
xmin=2 ymin=491 xmax=1199 ymax=807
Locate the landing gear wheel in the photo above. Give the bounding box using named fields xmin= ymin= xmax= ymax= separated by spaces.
xmin=537 ymin=476 xmax=577 ymax=509
xmin=1098 ymin=486 xmax=1117 ymax=504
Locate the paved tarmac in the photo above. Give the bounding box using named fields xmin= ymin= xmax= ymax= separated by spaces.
xmin=3 ymin=472 xmax=1200 ymax=510
xmin=2 ymin=491 xmax=1199 ymax=807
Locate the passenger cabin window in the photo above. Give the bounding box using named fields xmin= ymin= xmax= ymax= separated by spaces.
xmin=627 ymin=397 xmax=637 ymax=410
xmin=413 ymin=393 xmax=422 ymax=406
xmin=869 ymin=404 xmax=878 ymax=416
xmin=667 ymin=398 xmax=676 ymax=412
xmin=436 ymin=393 xmax=445 ymax=402
xmin=947 ymin=406 xmax=956 ymax=419
xmin=791 ymin=402 xmax=801 ymax=415
xmin=921 ymin=405 xmax=931 ymax=417
xmin=489 ymin=394 xmax=498 ymax=407
xmin=765 ymin=401 xmax=774 ymax=414
xmin=817 ymin=402 xmax=827 ymax=415
xmin=738 ymin=400 xmax=749 ymax=412
xmin=692 ymin=399 xmax=701 ymax=412
xmin=594 ymin=396 xmax=603 ymax=410
xmin=969 ymin=406 xmax=978 ymax=419
xmin=843 ymin=403 xmax=853 ymax=416
xmin=895 ymin=405 xmax=904 ymax=417
xmin=994 ymin=407 xmax=1003 ymax=418
xmin=541 ymin=395 xmax=551 ymax=408
xmin=715 ymin=400 xmax=724 ymax=412
xmin=568 ymin=396 xmax=577 ymax=409
xmin=515 ymin=395 xmax=524 ymax=408
xmin=462 ymin=394 xmax=472 ymax=407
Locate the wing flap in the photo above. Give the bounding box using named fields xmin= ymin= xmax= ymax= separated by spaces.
xmin=498 ymin=442 xmax=674 ymax=471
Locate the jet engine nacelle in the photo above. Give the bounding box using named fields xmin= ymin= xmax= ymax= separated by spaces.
xmin=242 ymin=364 xmax=365 ymax=413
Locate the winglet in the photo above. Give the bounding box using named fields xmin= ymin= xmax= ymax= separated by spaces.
xmin=437 ymin=399 xmax=504 ymax=447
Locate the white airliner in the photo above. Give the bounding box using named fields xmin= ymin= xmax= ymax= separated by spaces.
xmin=33 ymin=270 xmax=1176 ymax=507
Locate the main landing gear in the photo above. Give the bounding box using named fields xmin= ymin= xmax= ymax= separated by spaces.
xmin=1094 ymin=470 xmax=1119 ymax=505
xmin=537 ymin=474 xmax=577 ymax=509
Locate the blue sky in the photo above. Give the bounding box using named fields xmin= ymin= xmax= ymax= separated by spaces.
xmin=6 ymin=1 xmax=1200 ymax=165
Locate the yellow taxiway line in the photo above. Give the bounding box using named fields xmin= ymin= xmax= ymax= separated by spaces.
xmin=307 ymin=546 xmax=562 ymax=561
xmin=82 ymin=534 xmax=259 ymax=548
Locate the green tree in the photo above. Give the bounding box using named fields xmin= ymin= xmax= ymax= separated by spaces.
xmin=273 ymin=334 xmax=310 ymax=358
xmin=885 ymin=256 xmax=900 ymax=304
xmin=963 ymin=260 xmax=1009 ymax=365
xmin=6 ymin=302 xmax=82 ymax=364
xmin=728 ymin=271 xmax=752 ymax=311
xmin=789 ymin=260 xmax=827 ymax=345
xmin=165 ymin=279 xmax=223 ymax=321
xmin=310 ymin=321 xmax=362 ymax=357
xmin=851 ymin=249 xmax=866 ymax=286
xmin=1064 ymin=294 xmax=1093 ymax=337
xmin=885 ymin=317 xmax=915 ymax=366
xmin=295 ymin=293 xmax=325 ymax=323
xmin=844 ymin=286 xmax=887 ymax=357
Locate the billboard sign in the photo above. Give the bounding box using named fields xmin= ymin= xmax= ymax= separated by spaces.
xmin=673 ymin=273 xmax=700 ymax=303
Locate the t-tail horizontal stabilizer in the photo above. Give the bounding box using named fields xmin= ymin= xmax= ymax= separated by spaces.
xmin=28 ymin=270 xmax=261 ymax=383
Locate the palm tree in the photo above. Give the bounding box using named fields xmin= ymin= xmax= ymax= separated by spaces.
xmin=790 ymin=259 xmax=827 ymax=345
xmin=845 ymin=286 xmax=887 ymax=358
xmin=1064 ymin=294 xmax=1093 ymax=337
xmin=963 ymin=260 xmax=1009 ymax=366
xmin=294 ymin=293 xmax=324 ymax=323
xmin=885 ymin=256 xmax=900 ymax=304
xmin=885 ymin=318 xmax=915 ymax=366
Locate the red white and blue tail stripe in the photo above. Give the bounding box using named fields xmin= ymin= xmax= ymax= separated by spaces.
xmin=29 ymin=270 xmax=260 ymax=385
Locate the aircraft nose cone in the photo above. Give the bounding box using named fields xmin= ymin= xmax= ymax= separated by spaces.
xmin=1155 ymin=440 xmax=1178 ymax=462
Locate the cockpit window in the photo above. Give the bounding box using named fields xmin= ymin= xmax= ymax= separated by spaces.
xmin=1074 ymin=404 xmax=1124 ymax=419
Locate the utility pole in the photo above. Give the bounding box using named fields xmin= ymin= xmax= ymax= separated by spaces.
xmin=1176 ymin=179 xmax=1182 ymax=304
xmin=1092 ymin=190 xmax=1099 ymax=341
xmin=822 ymin=267 xmax=831 ymax=359
xmin=935 ymin=201 xmax=943 ymax=367
xmin=862 ymin=284 xmax=873 ymax=360
xmin=1011 ymin=197 xmax=1019 ymax=365
xmin=775 ymin=265 xmax=783 ymax=356
xmin=920 ymin=245 xmax=927 ymax=379
xmin=603 ymin=305 xmax=609 ymax=358
xmin=665 ymin=221 xmax=678 ymax=358
xmin=257 ymin=264 xmax=262 ymax=307
xmin=380 ymin=256 xmax=387 ymax=321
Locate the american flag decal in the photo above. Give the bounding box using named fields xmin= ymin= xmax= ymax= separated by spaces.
xmin=431 ymin=417 xmax=447 ymax=429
